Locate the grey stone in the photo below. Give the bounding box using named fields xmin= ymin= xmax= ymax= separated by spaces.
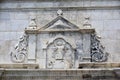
xmin=0 ymin=2 xmax=18 ymax=9
xmin=0 ymin=1 xmax=119 ymax=79
xmin=28 ymin=34 xmax=36 ymax=63
xmin=112 ymin=10 xmax=120 ymax=19
xmin=116 ymin=30 xmax=120 ymax=40
xmin=0 ymin=12 xmax=10 ymax=20
xmin=83 ymin=0 xmax=91 ymax=7
xmin=102 ymin=10 xmax=114 ymax=20
xmin=10 ymin=20 xmax=29 ymax=31
xmin=0 ymin=0 xmax=119 ymax=80
xmin=0 ymin=21 xmax=7 ymax=31
xmin=91 ymin=10 xmax=103 ymax=20
xmin=91 ymin=20 xmax=104 ymax=30
xmin=9 ymin=10 xmax=108 ymax=70
xmin=0 ymin=68 xmax=120 ymax=80
xmin=100 ymin=30 xmax=117 ymax=39
xmin=103 ymin=20 xmax=120 ymax=30
xmin=14 ymin=12 xmax=29 ymax=20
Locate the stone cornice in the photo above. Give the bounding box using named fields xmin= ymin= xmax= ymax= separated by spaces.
xmin=25 ymin=28 xmax=95 ymax=34
xmin=0 ymin=6 xmax=120 ymax=11
xmin=0 ymin=0 xmax=119 ymax=2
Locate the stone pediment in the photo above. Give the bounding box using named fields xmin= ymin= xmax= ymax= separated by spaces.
xmin=39 ymin=16 xmax=79 ymax=30
xmin=25 ymin=9 xmax=95 ymax=33
xmin=25 ymin=17 xmax=95 ymax=33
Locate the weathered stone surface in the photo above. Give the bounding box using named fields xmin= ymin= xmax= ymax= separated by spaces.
xmin=0 ymin=64 xmax=39 ymax=69
xmin=0 ymin=68 xmax=120 ymax=80
xmin=0 ymin=1 xmax=119 ymax=80
xmin=8 ymin=11 xmax=108 ymax=70
xmin=0 ymin=0 xmax=119 ymax=80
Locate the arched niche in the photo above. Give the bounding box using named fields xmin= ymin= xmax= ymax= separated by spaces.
xmin=46 ymin=38 xmax=75 ymax=69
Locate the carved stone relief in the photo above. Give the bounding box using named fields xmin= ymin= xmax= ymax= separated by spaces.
xmin=9 ymin=10 xmax=108 ymax=68
xmin=10 ymin=34 xmax=28 ymax=63
xmin=46 ymin=38 xmax=74 ymax=69
xmin=91 ymin=34 xmax=108 ymax=62
xmin=75 ymin=40 xmax=83 ymax=62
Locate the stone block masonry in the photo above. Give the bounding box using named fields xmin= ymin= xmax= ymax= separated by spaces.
xmin=0 ymin=0 xmax=120 ymax=63
xmin=0 ymin=0 xmax=120 ymax=80
xmin=0 ymin=68 xmax=120 ymax=80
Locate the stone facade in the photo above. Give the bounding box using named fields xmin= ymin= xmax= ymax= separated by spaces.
xmin=0 ymin=0 xmax=120 ymax=80
xmin=0 ymin=69 xmax=120 ymax=80
xmin=9 ymin=10 xmax=107 ymax=69
xmin=0 ymin=0 xmax=120 ymax=63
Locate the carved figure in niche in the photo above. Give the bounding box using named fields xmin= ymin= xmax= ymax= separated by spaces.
xmin=47 ymin=38 xmax=74 ymax=69
xmin=52 ymin=39 xmax=65 ymax=60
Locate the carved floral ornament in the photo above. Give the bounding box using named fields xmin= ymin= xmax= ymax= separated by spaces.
xmin=91 ymin=34 xmax=108 ymax=62
xmin=10 ymin=10 xmax=108 ymax=63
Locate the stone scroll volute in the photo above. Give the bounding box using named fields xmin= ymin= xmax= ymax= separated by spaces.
xmin=10 ymin=34 xmax=28 ymax=63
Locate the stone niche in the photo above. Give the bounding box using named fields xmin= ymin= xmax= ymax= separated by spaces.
xmin=10 ymin=10 xmax=108 ymax=69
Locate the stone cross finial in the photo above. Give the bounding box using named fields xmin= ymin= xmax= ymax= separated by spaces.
xmin=57 ymin=9 xmax=63 ymax=16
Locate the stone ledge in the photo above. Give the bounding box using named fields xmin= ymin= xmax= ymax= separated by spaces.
xmin=0 ymin=63 xmax=120 ymax=69
xmin=0 ymin=6 xmax=119 ymax=11
xmin=0 ymin=68 xmax=120 ymax=80
xmin=25 ymin=28 xmax=95 ymax=34
xmin=0 ymin=64 xmax=39 ymax=69
xmin=79 ymin=62 xmax=120 ymax=69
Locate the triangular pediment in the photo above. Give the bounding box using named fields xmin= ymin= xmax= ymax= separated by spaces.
xmin=39 ymin=16 xmax=79 ymax=30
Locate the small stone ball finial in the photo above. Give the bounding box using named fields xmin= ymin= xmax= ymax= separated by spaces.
xmin=57 ymin=9 xmax=63 ymax=16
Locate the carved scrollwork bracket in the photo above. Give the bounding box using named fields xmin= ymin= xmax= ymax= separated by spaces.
xmin=91 ymin=34 xmax=108 ymax=62
xmin=10 ymin=34 xmax=28 ymax=63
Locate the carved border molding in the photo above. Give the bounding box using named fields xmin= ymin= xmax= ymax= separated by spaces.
xmin=0 ymin=6 xmax=119 ymax=11
xmin=25 ymin=28 xmax=95 ymax=34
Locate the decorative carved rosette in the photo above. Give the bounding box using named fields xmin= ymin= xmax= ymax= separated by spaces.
xmin=10 ymin=34 xmax=28 ymax=63
xmin=91 ymin=34 xmax=108 ymax=62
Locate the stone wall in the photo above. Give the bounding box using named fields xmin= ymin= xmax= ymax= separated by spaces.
xmin=0 ymin=69 xmax=120 ymax=80
xmin=0 ymin=0 xmax=120 ymax=63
